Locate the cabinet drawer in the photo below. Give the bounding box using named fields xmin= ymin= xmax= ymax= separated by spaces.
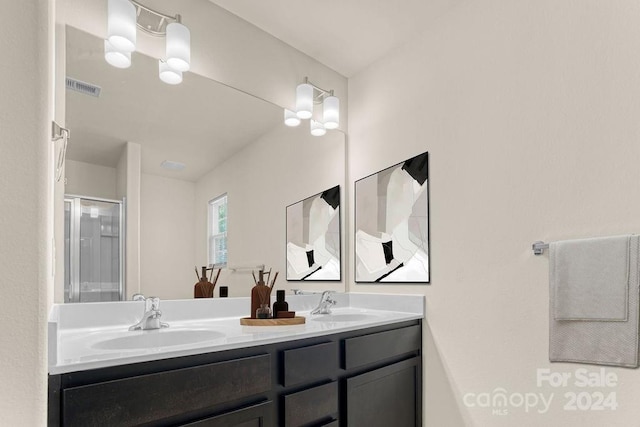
xmin=282 ymin=342 xmax=338 ymax=387
xmin=181 ymin=400 xmax=272 ymax=427
xmin=283 ymin=381 xmax=338 ymax=427
xmin=344 ymin=325 xmax=421 ymax=369
xmin=63 ymin=354 xmax=271 ymax=426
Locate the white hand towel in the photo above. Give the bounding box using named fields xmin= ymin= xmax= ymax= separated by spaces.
xmin=549 ymin=235 xmax=639 ymax=368
xmin=552 ymin=235 xmax=629 ymax=321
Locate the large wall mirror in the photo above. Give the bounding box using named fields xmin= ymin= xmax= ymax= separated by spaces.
xmin=57 ymin=23 xmax=346 ymax=302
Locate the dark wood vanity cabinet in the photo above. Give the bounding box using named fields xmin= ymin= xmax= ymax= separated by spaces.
xmin=49 ymin=320 xmax=421 ymax=427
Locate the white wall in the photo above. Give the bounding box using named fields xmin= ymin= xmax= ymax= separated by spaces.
xmin=140 ymin=173 xmax=196 ymax=299
xmin=0 ymin=1 xmax=51 ymax=424
xmin=348 ymin=0 xmax=640 ymax=425
xmin=65 ymin=159 xmax=117 ymax=199
xmin=54 ymin=22 xmax=66 ymax=307
xmin=195 ymin=124 xmax=345 ymax=300
xmin=117 ymin=142 xmax=141 ymax=297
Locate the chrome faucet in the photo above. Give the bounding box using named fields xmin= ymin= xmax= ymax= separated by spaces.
xmin=311 ymin=290 xmax=337 ymax=315
xmin=129 ymin=295 xmax=169 ymax=331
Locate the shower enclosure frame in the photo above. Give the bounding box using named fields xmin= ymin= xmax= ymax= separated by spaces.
xmin=64 ymin=194 xmax=126 ymax=303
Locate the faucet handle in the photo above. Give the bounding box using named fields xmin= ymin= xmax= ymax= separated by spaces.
xmin=132 ymin=293 xmax=146 ymax=301
xmin=146 ymin=296 xmax=160 ymax=311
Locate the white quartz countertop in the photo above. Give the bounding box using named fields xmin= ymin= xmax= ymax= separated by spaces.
xmin=48 ymin=293 xmax=424 ymax=375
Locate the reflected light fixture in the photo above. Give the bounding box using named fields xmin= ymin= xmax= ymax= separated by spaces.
xmin=310 ymin=120 xmax=326 ymax=137
xmin=284 ymin=109 xmax=301 ymax=127
xmin=105 ymin=0 xmax=191 ymax=85
xmin=104 ymin=40 xmax=131 ymax=68
xmin=159 ymin=60 xmax=183 ymax=85
xmin=285 ymin=77 xmax=340 ymax=136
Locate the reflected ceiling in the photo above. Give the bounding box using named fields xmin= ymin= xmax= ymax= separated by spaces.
xmin=65 ymin=26 xmax=281 ymax=181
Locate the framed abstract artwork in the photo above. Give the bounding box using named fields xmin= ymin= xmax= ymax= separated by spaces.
xmin=354 ymin=152 xmax=430 ymax=283
xmin=286 ymin=185 xmax=341 ymax=281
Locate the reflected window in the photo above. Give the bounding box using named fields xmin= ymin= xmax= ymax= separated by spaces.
xmin=208 ymin=194 xmax=228 ymax=267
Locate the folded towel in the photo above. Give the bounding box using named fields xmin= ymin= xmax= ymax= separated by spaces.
xmin=552 ymin=235 xmax=629 ymax=321
xmin=549 ymin=235 xmax=639 ymax=368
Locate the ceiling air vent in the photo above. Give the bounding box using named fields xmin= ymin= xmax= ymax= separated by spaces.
xmin=161 ymin=160 xmax=186 ymax=171
xmin=66 ymin=77 xmax=101 ymax=98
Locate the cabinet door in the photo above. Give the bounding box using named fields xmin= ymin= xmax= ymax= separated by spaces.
xmin=181 ymin=401 xmax=272 ymax=427
xmin=346 ymin=357 xmax=420 ymax=427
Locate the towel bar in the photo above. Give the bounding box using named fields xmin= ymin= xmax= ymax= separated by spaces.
xmin=228 ymin=264 xmax=265 ymax=272
xmin=532 ymin=241 xmax=549 ymax=255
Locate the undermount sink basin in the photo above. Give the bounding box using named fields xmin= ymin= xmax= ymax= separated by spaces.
xmin=92 ymin=329 xmax=226 ymax=350
xmin=310 ymin=313 xmax=379 ymax=323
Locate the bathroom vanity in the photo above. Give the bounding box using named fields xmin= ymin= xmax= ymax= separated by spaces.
xmin=48 ymin=293 xmax=423 ymax=426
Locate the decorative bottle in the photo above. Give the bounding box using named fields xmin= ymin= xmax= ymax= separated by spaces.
xmin=250 ymin=270 xmax=271 ymax=319
xmin=256 ymin=303 xmax=271 ymax=319
xmin=272 ymin=290 xmax=289 ymax=318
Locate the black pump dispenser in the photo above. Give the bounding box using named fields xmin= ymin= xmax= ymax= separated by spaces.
xmin=272 ymin=290 xmax=288 ymax=318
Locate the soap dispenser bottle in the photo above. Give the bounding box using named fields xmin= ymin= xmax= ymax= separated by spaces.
xmin=272 ymin=290 xmax=288 ymax=318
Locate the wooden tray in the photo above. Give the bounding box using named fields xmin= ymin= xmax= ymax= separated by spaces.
xmin=240 ymin=316 xmax=306 ymax=326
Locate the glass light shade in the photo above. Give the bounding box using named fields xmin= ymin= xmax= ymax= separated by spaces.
xmin=107 ymin=0 xmax=136 ymax=52
xmin=166 ymin=22 xmax=191 ymax=72
xmin=310 ymin=120 xmax=326 ymax=137
xmin=284 ymin=109 xmax=301 ymax=127
xmin=296 ymin=83 xmax=313 ymax=119
xmin=104 ymin=40 xmax=131 ymax=68
xmin=323 ymin=96 xmax=339 ymax=129
xmin=159 ymin=60 xmax=183 ymax=85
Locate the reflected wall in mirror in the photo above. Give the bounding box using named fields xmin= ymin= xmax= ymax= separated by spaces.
xmin=286 ymin=186 xmax=341 ymax=281
xmin=60 ymin=25 xmax=346 ymax=302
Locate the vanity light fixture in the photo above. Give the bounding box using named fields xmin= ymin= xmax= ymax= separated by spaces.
xmin=322 ymin=95 xmax=339 ymax=130
xmin=295 ymin=82 xmax=314 ymax=119
xmin=285 ymin=77 xmax=340 ymax=136
xmin=107 ymin=0 xmax=136 ymax=52
xmin=166 ymin=22 xmax=191 ymax=72
xmin=105 ymin=0 xmax=191 ymax=85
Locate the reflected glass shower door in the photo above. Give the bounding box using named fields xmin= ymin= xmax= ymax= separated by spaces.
xmin=64 ymin=197 xmax=125 ymax=303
